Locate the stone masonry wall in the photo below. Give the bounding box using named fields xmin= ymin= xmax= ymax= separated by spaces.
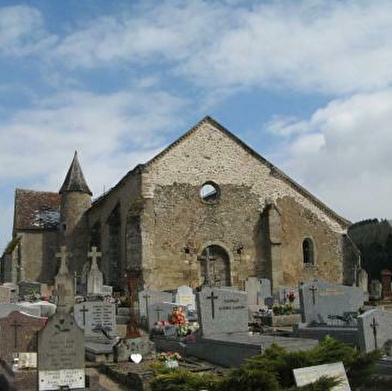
xmin=141 ymin=121 xmax=347 ymax=291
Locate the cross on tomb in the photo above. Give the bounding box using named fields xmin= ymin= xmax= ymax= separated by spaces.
xmin=309 ymin=285 xmax=318 ymax=305
xmin=198 ymin=247 xmax=217 ymax=287
xmin=56 ymin=246 xmax=71 ymax=275
xmin=79 ymin=304 xmax=89 ymax=326
xmin=207 ymin=291 xmax=219 ymax=319
xmin=88 ymin=246 xmax=102 ymax=270
xmin=10 ymin=319 xmax=23 ymax=349
xmin=370 ymin=317 xmax=379 ymax=349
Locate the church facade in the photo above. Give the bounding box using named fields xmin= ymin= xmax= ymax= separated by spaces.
xmin=2 ymin=117 xmax=360 ymax=293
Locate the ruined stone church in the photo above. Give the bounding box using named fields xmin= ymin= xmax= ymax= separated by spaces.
xmin=1 ymin=116 xmax=360 ymax=293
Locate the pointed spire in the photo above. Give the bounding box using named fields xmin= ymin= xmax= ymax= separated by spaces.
xmin=59 ymin=151 xmax=92 ymax=195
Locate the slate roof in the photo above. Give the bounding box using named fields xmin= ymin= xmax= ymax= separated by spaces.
xmin=14 ymin=189 xmax=61 ymax=231
xmin=59 ymin=151 xmax=92 ymax=195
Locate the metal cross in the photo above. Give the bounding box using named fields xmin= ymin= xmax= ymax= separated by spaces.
xmin=198 ymin=247 xmax=217 ymax=286
xmin=309 ymin=285 xmax=318 ymax=305
xmin=88 ymin=246 xmax=102 ymax=270
xmin=11 ymin=319 xmax=23 ymax=349
xmin=370 ymin=317 xmax=379 ymax=349
xmin=207 ymin=291 xmax=219 ymax=319
xmin=79 ymin=304 xmax=89 ymax=326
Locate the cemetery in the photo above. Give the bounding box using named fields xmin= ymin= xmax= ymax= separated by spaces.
xmin=0 ymin=244 xmax=391 ymax=389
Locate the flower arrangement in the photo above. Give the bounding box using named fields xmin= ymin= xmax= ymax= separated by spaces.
xmin=286 ymin=291 xmax=296 ymax=303
xmin=170 ymin=306 xmax=187 ymax=326
xmin=272 ymin=303 xmax=294 ymax=315
xmin=158 ymin=351 xmax=181 ymax=363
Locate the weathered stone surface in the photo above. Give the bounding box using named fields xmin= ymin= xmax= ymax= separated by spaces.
xmin=38 ymin=310 xmax=85 ymax=390
xmin=138 ymin=290 xmax=172 ymax=318
xmin=0 ymin=311 xmax=46 ymax=363
xmin=114 ymin=336 xmax=155 ymax=362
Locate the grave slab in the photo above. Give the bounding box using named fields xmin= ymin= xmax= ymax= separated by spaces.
xmin=196 ymin=287 xmax=248 ymax=338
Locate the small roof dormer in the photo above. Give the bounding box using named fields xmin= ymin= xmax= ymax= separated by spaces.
xmin=59 ymin=151 xmax=92 ymax=196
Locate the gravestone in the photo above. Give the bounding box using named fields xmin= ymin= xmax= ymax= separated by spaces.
xmin=196 ymin=287 xmax=248 ymax=338
xmin=260 ymin=278 xmax=272 ymax=300
xmin=357 ymin=308 xmax=392 ymax=352
xmin=102 ymin=285 xmax=113 ymax=296
xmin=381 ymin=269 xmax=392 ymax=299
xmin=18 ymin=281 xmax=41 ymax=298
xmin=357 ymin=268 xmax=368 ymax=294
xmin=87 ymin=247 xmax=104 ymax=295
xmin=148 ymin=302 xmax=186 ymax=330
xmin=114 ymin=336 xmax=155 ymax=362
xmin=54 ymin=246 xmax=74 ymax=312
xmin=38 ymin=287 xmax=85 ymax=390
xmin=74 ymin=301 xmax=116 ymax=340
xmin=175 ymin=286 xmax=195 ymax=310
xmin=138 ymin=289 xmax=172 ymax=325
xmin=293 ymin=362 xmax=351 ymax=390
xmin=0 ymin=285 xmax=12 ymax=303
xmin=0 ymin=311 xmax=46 ymax=364
xmin=244 ymin=277 xmax=262 ymax=307
xmin=20 ymin=301 xmax=57 ymax=318
xmin=369 ymin=279 xmax=382 ymax=300
xmin=299 ymin=280 xmax=365 ymax=324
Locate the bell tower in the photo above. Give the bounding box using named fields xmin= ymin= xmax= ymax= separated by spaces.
xmin=59 ymin=151 xmax=92 ymax=276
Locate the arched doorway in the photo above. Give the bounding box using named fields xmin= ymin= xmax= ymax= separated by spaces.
xmin=200 ymin=245 xmax=231 ymax=286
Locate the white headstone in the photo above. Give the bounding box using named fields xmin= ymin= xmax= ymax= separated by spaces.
xmin=175 ymin=286 xmax=195 ymax=310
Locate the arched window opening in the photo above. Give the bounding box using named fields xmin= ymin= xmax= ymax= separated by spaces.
xmin=303 ymin=238 xmax=315 ymax=265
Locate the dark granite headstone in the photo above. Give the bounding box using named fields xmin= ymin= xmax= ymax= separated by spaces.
xmin=38 ymin=309 xmax=85 ymax=390
xmin=299 ymin=280 xmax=365 ymax=324
xmin=0 ymin=311 xmax=46 ymax=363
xmin=114 ymin=336 xmax=155 ymax=362
xmin=196 ymin=287 xmax=248 ymax=338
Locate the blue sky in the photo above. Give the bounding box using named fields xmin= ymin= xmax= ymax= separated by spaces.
xmin=2 ymin=0 xmax=392 ymax=253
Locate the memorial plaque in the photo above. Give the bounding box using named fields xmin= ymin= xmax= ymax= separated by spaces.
xmin=18 ymin=352 xmax=37 ymax=368
xmin=74 ymin=301 xmax=116 ymax=338
xmin=38 ymin=311 xmax=85 ymax=390
xmin=196 ymin=287 xmax=248 ymax=337
xmin=293 ymin=362 xmax=351 ymax=390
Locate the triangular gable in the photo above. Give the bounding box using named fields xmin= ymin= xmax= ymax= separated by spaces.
xmin=142 ymin=116 xmax=350 ymax=228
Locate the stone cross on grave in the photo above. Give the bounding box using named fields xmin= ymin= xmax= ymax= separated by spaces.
xmin=79 ymin=304 xmax=89 ymax=326
xmin=56 ymin=246 xmax=71 ymax=275
xmin=198 ymin=247 xmax=217 ymax=287
xmin=11 ymin=319 xmax=23 ymax=349
xmin=371 ymin=317 xmax=379 ymax=349
xmin=88 ymin=246 xmax=101 ymax=270
xmin=309 ymin=285 xmax=318 ymax=305
xmin=207 ymin=291 xmax=219 ymax=319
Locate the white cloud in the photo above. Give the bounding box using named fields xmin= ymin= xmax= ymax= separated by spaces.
xmin=275 ymin=89 xmax=392 ymax=221
xmin=0 ymin=5 xmax=56 ymax=56
xmin=0 ymin=88 xmax=188 ymax=193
